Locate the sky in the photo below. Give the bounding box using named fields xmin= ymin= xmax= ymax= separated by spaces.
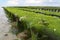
xmin=0 ymin=0 xmax=60 ymax=7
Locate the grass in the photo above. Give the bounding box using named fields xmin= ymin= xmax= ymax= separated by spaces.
xmin=4 ymin=7 xmax=60 ymax=40
xmin=17 ymin=8 xmax=60 ymax=17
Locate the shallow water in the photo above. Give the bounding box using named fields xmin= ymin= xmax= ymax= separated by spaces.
xmin=0 ymin=8 xmax=11 ymax=38
xmin=0 ymin=8 xmax=21 ymax=40
xmin=0 ymin=8 xmax=20 ymax=40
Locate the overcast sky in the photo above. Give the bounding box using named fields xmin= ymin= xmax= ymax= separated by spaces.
xmin=0 ymin=0 xmax=60 ymax=7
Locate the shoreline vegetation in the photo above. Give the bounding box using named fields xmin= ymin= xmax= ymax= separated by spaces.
xmin=3 ymin=7 xmax=60 ymax=40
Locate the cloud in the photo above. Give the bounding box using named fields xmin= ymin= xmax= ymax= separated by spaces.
xmin=25 ymin=0 xmax=59 ymax=4
xmin=22 ymin=0 xmax=47 ymax=6
xmin=49 ymin=0 xmax=54 ymax=2
xmin=6 ymin=0 xmax=19 ymax=6
xmin=1 ymin=0 xmax=60 ymax=6
xmin=25 ymin=0 xmax=46 ymax=3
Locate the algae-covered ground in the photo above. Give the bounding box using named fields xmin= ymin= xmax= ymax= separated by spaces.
xmin=4 ymin=7 xmax=60 ymax=40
